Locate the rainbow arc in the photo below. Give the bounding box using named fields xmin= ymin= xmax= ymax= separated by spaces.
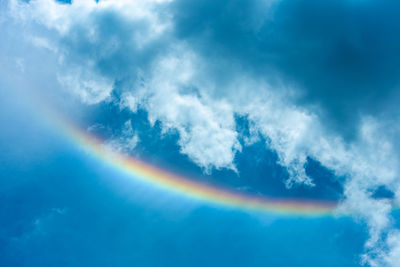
xmin=50 ymin=112 xmax=337 ymax=217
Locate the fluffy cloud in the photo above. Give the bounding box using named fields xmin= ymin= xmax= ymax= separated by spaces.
xmin=7 ymin=0 xmax=400 ymax=265
xmin=134 ymin=50 xmax=241 ymax=171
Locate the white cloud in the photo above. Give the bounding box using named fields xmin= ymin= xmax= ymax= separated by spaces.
xmin=362 ymin=230 xmax=400 ymax=267
xmin=10 ymin=0 xmax=171 ymax=37
xmin=119 ymin=92 xmax=140 ymax=113
xmin=9 ymin=0 xmax=172 ymax=104
xmin=57 ymin=67 xmax=114 ymax=104
xmin=29 ymin=36 xmax=58 ymax=52
xmin=102 ymin=120 xmax=140 ymax=154
xmin=135 ymin=50 xmax=242 ymax=172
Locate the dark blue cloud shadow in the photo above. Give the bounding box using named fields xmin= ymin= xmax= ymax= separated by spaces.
xmin=169 ymin=0 xmax=400 ymax=138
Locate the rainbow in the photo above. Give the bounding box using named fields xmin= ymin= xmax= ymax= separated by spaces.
xmin=43 ymin=109 xmax=338 ymax=218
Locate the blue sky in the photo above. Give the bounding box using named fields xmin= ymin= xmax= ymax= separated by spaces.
xmin=2 ymin=0 xmax=400 ymax=266
xmin=0 ymin=97 xmax=366 ymax=266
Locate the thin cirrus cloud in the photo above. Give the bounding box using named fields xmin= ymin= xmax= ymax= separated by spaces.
xmin=5 ymin=0 xmax=400 ymax=265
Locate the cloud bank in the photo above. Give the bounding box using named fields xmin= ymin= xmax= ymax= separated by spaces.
xmin=6 ymin=0 xmax=400 ymax=265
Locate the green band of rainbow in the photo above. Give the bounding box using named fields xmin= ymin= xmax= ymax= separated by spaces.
xmin=47 ymin=110 xmax=337 ymax=217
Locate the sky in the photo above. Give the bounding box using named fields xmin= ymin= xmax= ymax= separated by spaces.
xmin=1 ymin=0 xmax=400 ymax=266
